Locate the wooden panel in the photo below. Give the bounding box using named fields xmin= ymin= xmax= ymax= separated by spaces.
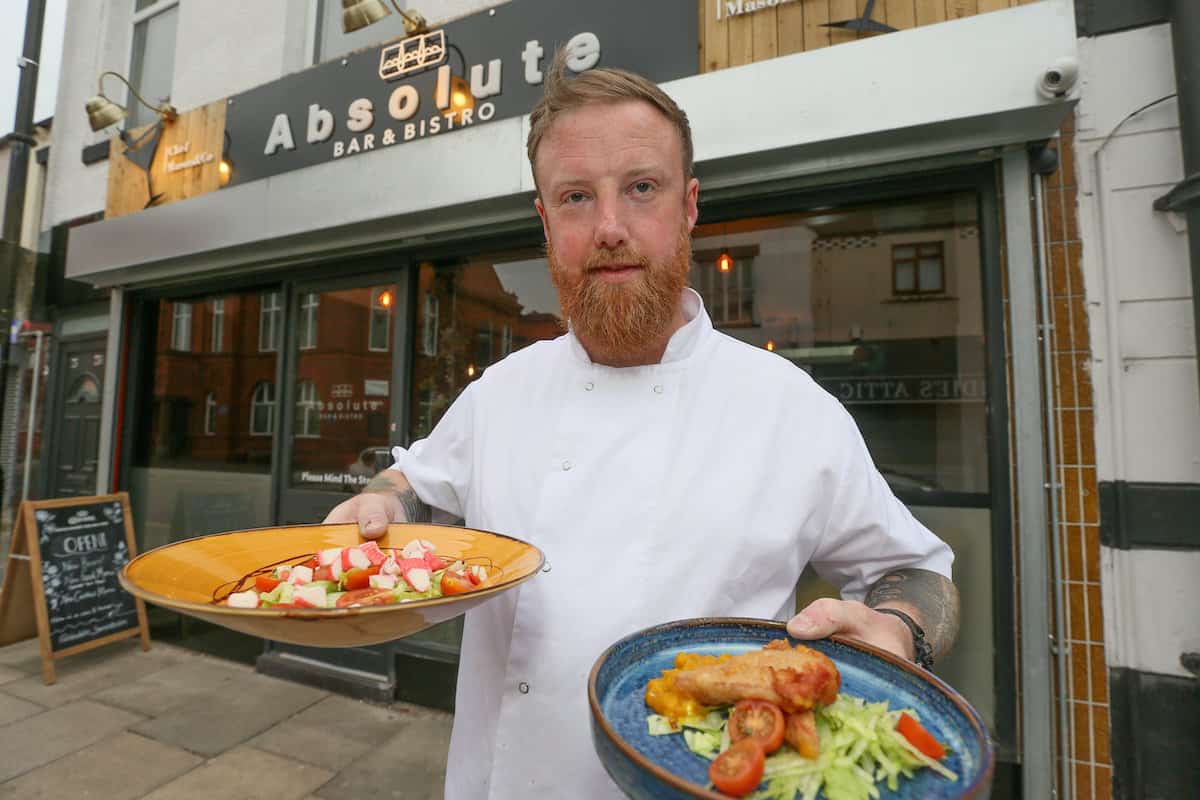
xmin=753 ymin=3 xmax=779 ymax=60
xmin=778 ymin=1 xmax=807 ymax=55
xmin=802 ymin=0 xmax=832 ymax=50
xmin=828 ymin=0 xmax=859 ymax=45
xmin=883 ymin=0 xmax=918 ymax=29
xmin=914 ymin=0 xmax=948 ymax=26
xmin=977 ymin=0 xmax=1009 ymax=12
xmin=702 ymin=0 xmax=730 ymax=72
xmin=106 ymin=100 xmax=225 ymax=220
xmin=728 ymin=5 xmax=755 ymax=66
xmin=947 ymin=0 xmax=979 ymax=18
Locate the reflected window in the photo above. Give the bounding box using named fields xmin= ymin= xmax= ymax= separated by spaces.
xmin=250 ymin=381 xmax=275 ymax=435
xmin=128 ymin=0 xmax=178 ymax=129
xmin=299 ymin=292 xmax=320 ymax=349
xmin=422 ymin=292 xmax=439 ymax=356
xmin=693 ymin=248 xmax=755 ymax=327
xmin=369 ymin=289 xmax=391 ymax=352
xmin=67 ymin=375 xmax=101 ymax=404
xmin=204 ymin=392 xmax=217 ymax=435
xmin=893 ymin=242 xmax=945 ymax=295
xmin=295 ymin=380 xmax=321 ymax=438
xmin=259 ymin=291 xmax=282 ymax=352
xmin=211 ymin=298 xmax=225 ymax=352
xmin=171 ymin=302 xmax=192 ymax=351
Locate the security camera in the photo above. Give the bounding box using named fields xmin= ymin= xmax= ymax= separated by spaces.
xmin=1038 ymin=56 xmax=1080 ymax=100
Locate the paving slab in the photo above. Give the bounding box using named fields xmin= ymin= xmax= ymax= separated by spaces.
xmin=0 ymin=691 xmax=44 ymax=726
xmin=130 ymin=670 xmax=327 ymax=757
xmin=0 ymin=638 xmax=43 ymax=672
xmin=141 ymin=746 xmax=333 ymax=800
xmin=0 ymin=666 xmax=24 ymax=686
xmin=249 ymin=694 xmax=410 ymax=772
xmin=0 ymin=700 xmax=145 ymax=782
xmin=93 ymin=654 xmax=253 ymax=717
xmin=314 ymin=706 xmax=451 ymax=800
xmin=3 ymin=641 xmax=184 ymax=709
xmin=0 ymin=730 xmax=203 ymax=800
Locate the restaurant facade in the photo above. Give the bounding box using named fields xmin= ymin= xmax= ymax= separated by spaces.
xmin=24 ymin=0 xmax=1199 ymax=797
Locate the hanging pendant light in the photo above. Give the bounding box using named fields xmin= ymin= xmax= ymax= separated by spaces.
xmin=342 ymin=0 xmax=391 ymax=33
xmin=84 ymin=71 xmax=177 ymax=132
xmin=716 ymin=252 xmax=734 ymax=273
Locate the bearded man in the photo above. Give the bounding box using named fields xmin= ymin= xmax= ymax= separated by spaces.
xmin=325 ymin=51 xmax=960 ymax=800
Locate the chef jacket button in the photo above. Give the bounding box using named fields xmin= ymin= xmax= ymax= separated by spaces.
xmin=585 ymin=381 xmax=594 ymax=391
xmin=653 ymin=384 xmax=664 ymax=394
xmin=562 ymin=460 xmax=573 ymax=471
xmin=518 ymin=681 xmax=530 ymax=694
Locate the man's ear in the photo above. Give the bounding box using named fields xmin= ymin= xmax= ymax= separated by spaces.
xmin=535 ymin=196 xmax=551 ymax=243
xmin=684 ymin=177 xmax=700 ymax=233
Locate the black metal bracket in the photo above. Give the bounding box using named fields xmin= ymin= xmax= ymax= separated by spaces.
xmin=1153 ymin=173 xmax=1200 ymax=212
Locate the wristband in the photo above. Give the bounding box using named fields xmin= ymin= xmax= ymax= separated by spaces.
xmin=874 ymin=607 xmax=935 ymax=670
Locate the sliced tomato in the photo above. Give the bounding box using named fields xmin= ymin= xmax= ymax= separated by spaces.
xmin=897 ymin=712 xmax=946 ymax=760
xmin=708 ymin=738 xmax=764 ymax=797
xmin=255 ymin=574 xmax=281 ymax=593
xmin=728 ymin=700 xmax=785 ymax=754
xmin=342 ymin=566 xmax=382 ymax=591
xmin=440 ymin=570 xmax=474 ymax=596
xmin=300 ymin=556 xmax=319 ymax=570
xmin=335 ymin=588 xmax=395 ymax=608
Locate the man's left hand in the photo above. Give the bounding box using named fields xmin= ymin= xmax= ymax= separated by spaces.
xmin=786 ymin=598 xmax=915 ymax=661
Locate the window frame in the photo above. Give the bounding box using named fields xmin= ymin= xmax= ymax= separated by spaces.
xmin=127 ymin=0 xmax=180 ymax=129
xmin=250 ymin=381 xmax=276 ymax=436
xmin=210 ymin=298 xmax=225 ymax=352
xmin=891 ymin=241 xmax=946 ymax=296
xmin=204 ymin=391 xmax=217 ymax=436
xmin=294 ymin=379 xmax=321 ymax=438
xmin=259 ymin=291 xmax=282 ymax=352
xmin=368 ymin=290 xmax=391 ymax=352
xmin=298 ymin=292 xmax=320 ymax=350
xmin=170 ymin=302 xmax=192 ymax=351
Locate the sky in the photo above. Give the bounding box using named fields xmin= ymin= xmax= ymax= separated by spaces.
xmin=0 ymin=0 xmax=67 ymax=134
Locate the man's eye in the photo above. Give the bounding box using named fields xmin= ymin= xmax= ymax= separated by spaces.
xmin=632 ymin=181 xmax=654 ymax=194
xmin=565 ymin=191 xmax=588 ymax=204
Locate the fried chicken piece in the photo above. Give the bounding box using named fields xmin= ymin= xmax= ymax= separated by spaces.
xmin=673 ymin=639 xmax=840 ymax=714
xmin=784 ymin=710 xmax=820 ymax=759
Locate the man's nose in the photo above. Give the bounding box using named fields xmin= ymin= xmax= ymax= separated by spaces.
xmin=593 ymin=196 xmax=629 ymax=250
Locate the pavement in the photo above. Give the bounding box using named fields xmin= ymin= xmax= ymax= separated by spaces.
xmin=0 ymin=636 xmax=453 ymax=799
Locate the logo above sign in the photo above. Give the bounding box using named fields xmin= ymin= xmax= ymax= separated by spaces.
xmin=379 ymin=29 xmax=446 ymax=81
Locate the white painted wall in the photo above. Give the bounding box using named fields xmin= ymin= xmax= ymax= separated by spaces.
xmin=1076 ymin=23 xmax=1200 ymax=679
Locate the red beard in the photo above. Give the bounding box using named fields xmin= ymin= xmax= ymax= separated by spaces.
xmin=548 ymin=228 xmax=692 ymax=364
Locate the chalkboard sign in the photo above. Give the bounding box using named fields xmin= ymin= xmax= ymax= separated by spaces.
xmin=0 ymin=493 xmax=149 ymax=684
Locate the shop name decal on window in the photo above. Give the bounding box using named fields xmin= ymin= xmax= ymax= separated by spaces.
xmin=821 ymin=375 xmax=987 ymax=405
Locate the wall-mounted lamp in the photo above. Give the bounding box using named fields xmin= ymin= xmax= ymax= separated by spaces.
xmin=378 ymin=289 xmax=394 ymax=307
xmin=342 ymin=0 xmax=427 ymax=35
xmin=85 ymin=71 xmax=177 ymax=132
xmin=218 ymin=131 xmax=233 ymax=187
xmin=466 ymin=364 xmax=476 ymax=378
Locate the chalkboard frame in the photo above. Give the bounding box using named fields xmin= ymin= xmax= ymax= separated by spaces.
xmin=0 ymin=492 xmax=150 ymax=684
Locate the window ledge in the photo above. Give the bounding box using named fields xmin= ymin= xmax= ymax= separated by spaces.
xmin=883 ymin=294 xmax=958 ymax=304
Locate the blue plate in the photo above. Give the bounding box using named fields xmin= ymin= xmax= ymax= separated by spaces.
xmin=588 ymin=618 xmax=993 ymax=799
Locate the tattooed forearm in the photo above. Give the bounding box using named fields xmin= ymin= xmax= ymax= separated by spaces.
xmin=362 ymin=475 xmax=432 ymax=523
xmin=865 ymin=569 xmax=960 ymax=661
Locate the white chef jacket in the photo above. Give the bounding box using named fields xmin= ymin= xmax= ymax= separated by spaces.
xmin=390 ymin=289 xmax=953 ymax=800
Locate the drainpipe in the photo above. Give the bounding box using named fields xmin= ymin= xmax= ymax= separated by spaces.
xmin=0 ymin=0 xmax=47 ymax=503
xmin=1155 ymin=0 xmax=1200 ymax=401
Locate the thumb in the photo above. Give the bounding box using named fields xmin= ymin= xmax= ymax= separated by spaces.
xmin=357 ymin=494 xmax=395 ymax=540
xmin=787 ymin=598 xmax=847 ymax=640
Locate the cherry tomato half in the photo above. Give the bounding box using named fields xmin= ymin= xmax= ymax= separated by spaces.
xmin=441 ymin=570 xmax=474 ymax=596
xmin=335 ymin=588 xmax=394 ymax=608
xmin=728 ymin=699 xmax=785 ymax=754
xmin=708 ymin=738 xmax=765 ymax=797
xmin=255 ymin=574 xmax=281 ymax=594
xmin=342 ymin=566 xmax=381 ymax=591
xmin=897 ymin=712 xmax=946 ymax=760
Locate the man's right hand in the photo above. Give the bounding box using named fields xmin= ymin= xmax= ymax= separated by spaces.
xmin=322 ymin=469 xmax=427 ymax=540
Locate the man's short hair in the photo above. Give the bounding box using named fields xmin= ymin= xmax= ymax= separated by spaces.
xmin=526 ymin=49 xmax=695 ymax=194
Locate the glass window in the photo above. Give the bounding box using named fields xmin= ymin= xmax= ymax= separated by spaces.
xmin=259 ymin=291 xmax=282 ymax=352
xmin=299 ymin=292 xmax=320 ymax=350
xmin=368 ymin=289 xmax=391 ymax=352
xmin=422 ymin=292 xmax=439 ymax=356
xmin=314 ymin=0 xmax=417 ymax=64
xmin=132 ymin=293 xmax=278 ymax=550
xmin=170 ymin=302 xmax=191 ymax=351
xmin=128 ymin=2 xmax=179 ymax=129
xmin=251 ymin=382 xmax=275 ymax=436
xmin=692 ymin=193 xmax=987 ymax=495
xmin=211 ymin=298 xmax=225 ymax=352
xmin=295 ymin=380 xmax=321 ymax=438
xmin=204 ymin=392 xmax=217 ymax=435
xmin=409 ymin=251 xmax=562 ymax=442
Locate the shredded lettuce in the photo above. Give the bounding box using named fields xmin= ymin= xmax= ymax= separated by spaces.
xmin=663 ymin=693 xmax=957 ymax=800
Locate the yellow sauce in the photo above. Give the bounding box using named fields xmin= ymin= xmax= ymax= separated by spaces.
xmin=644 ymin=651 xmax=732 ymax=722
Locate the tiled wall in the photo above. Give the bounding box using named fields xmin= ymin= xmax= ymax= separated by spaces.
xmin=1042 ymin=116 xmax=1111 ymax=800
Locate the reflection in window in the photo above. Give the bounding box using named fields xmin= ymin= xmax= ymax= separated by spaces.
xmin=475 ymin=321 xmax=493 ymax=368
xmin=422 ymin=292 xmax=439 ymax=356
xmin=295 ymin=380 xmax=320 ymax=438
xmin=250 ymin=381 xmax=275 ymax=435
xmin=128 ymin=1 xmax=178 ymax=129
xmin=692 ymin=248 xmax=755 ymax=327
xmin=211 ymin=298 xmax=225 ymax=352
xmin=299 ymin=292 xmax=320 ymax=349
xmin=369 ymin=289 xmax=391 ymax=352
xmin=259 ymin=291 xmax=282 ymax=351
xmin=171 ymin=302 xmax=192 ymax=351
xmin=67 ymin=375 xmax=101 ymax=404
xmin=204 ymin=392 xmax=217 ymax=435
xmin=893 ymin=242 xmax=945 ymax=295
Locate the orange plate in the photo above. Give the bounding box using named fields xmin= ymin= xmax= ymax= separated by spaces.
xmin=119 ymin=523 xmax=544 ymax=647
